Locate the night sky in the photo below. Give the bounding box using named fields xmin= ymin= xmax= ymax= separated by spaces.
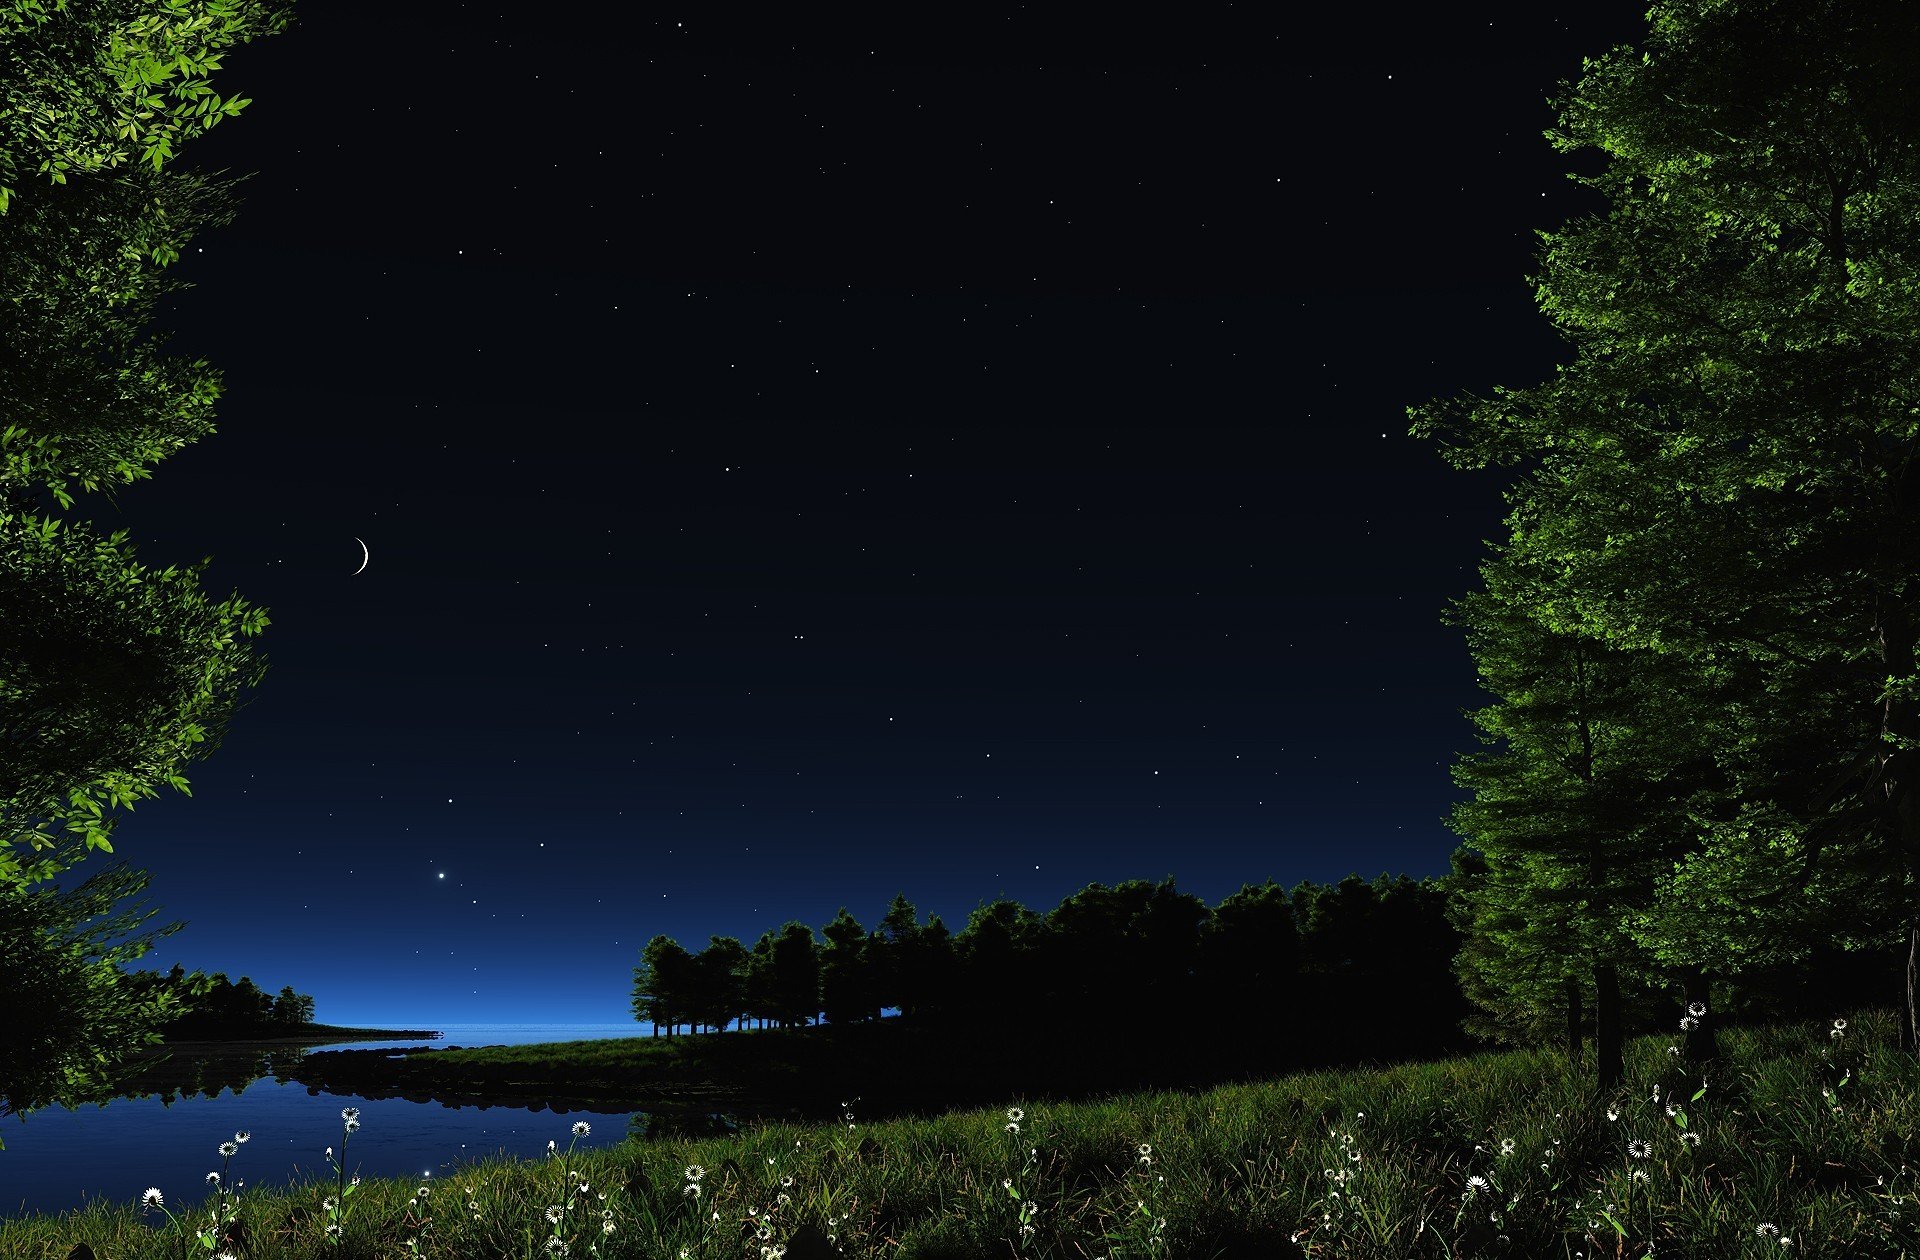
xmin=59 ymin=5 xmax=1652 ymax=1025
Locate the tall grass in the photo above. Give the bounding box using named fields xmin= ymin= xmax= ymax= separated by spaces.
xmin=3 ymin=1005 xmax=1916 ymax=1258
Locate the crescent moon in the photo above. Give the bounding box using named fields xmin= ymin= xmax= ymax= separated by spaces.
xmin=352 ymin=537 xmax=369 ymax=576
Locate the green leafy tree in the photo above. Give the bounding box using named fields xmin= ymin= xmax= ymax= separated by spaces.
xmin=1411 ymin=0 xmax=1920 ymax=1051
xmin=1438 ymin=544 xmax=1748 ymax=1086
xmin=0 ymin=0 xmax=296 ymax=214
xmin=1 ymin=0 xmax=287 ymax=892
xmin=0 ymin=0 xmax=280 ymax=1106
xmin=0 ymin=847 xmax=203 ymax=1138
xmin=1436 ymin=844 xmax=1579 ymax=1054
xmin=0 ymin=516 xmax=271 ymax=888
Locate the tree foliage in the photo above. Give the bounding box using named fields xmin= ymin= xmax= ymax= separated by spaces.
xmin=0 ymin=0 xmax=286 ymax=888
xmin=1 ymin=0 xmax=295 ymax=215
xmin=820 ymin=908 xmax=879 ymax=1025
xmin=0 ymin=513 xmax=268 ymax=887
xmin=1413 ymin=0 xmax=1920 ymax=1058
xmin=0 ymin=846 xmax=197 ymax=1134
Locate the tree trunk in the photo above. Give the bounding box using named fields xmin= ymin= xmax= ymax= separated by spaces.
xmin=1877 ymin=597 xmax=1918 ymax=1052
xmin=1680 ymin=965 xmax=1720 ymax=1072
xmin=1564 ymin=976 xmax=1583 ymax=1068
xmin=1904 ymin=924 xmax=1918 ymax=1056
xmin=1595 ymin=961 xmax=1623 ymax=1092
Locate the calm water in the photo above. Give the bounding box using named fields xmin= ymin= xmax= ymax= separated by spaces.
xmin=0 ymin=1024 xmax=700 ymax=1221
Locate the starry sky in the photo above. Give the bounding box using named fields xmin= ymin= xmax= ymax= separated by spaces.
xmin=57 ymin=5 xmax=1652 ymax=1025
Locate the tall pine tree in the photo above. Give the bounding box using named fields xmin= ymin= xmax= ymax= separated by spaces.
xmin=1413 ymin=0 xmax=1920 ymax=1050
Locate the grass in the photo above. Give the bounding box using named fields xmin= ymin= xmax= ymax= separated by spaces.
xmin=2 ymin=1005 xmax=1917 ymax=1259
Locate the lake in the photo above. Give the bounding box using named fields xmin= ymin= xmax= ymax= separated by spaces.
xmin=0 ymin=1024 xmax=735 ymax=1221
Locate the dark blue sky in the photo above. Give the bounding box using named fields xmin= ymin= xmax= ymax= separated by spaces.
xmin=60 ymin=4 xmax=1650 ymax=1025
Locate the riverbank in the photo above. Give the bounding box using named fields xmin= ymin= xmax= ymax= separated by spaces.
xmin=281 ymin=1011 xmax=1463 ymax=1124
xmin=158 ymin=1023 xmax=441 ymax=1052
xmin=3 ymin=1007 xmax=1911 ymax=1258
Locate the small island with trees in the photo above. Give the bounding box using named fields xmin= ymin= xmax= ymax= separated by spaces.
xmin=125 ymin=964 xmax=437 ymax=1046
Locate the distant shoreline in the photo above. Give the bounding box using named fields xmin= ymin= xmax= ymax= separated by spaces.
xmin=159 ymin=1023 xmax=441 ymax=1050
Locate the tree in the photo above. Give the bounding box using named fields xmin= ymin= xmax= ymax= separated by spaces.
xmin=1 ymin=0 xmax=285 ymax=893
xmin=1040 ymin=878 xmax=1209 ymax=1031
xmin=270 ymin=984 xmax=315 ymax=1026
xmin=768 ymin=920 xmax=822 ymax=1028
xmin=0 ymin=0 xmax=296 ymax=215
xmin=1410 ymin=0 xmax=1920 ymax=1052
xmin=745 ymin=930 xmax=779 ymax=1029
xmin=1282 ymin=873 xmax=1478 ymax=1066
xmin=909 ymin=914 xmax=960 ymax=1023
xmin=0 ymin=847 xmax=201 ymax=1138
xmin=873 ymin=892 xmax=919 ymax=1016
xmin=1437 ymin=845 xmax=1577 ymax=1054
xmin=1198 ymin=880 xmax=1301 ymax=1033
xmin=691 ymin=936 xmax=749 ymax=1033
xmin=1436 ymin=543 xmax=1748 ymax=1087
xmin=953 ymin=899 xmax=1046 ymax=1028
xmin=1129 ymin=877 xmax=1211 ymax=1014
xmin=632 ymin=936 xmax=698 ymax=1037
xmin=1037 ymin=881 xmax=1139 ymax=1027
xmin=820 ymin=908 xmax=878 ymax=1024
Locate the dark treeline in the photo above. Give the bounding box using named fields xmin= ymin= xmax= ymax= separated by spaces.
xmin=121 ymin=964 xmax=317 ymax=1038
xmin=631 ymin=872 xmax=1884 ymax=1068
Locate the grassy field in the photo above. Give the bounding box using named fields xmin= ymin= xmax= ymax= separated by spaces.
xmin=2 ymin=1006 xmax=1916 ymax=1259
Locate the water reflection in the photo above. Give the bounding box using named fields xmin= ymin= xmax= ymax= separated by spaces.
xmin=95 ymin=1042 xmax=792 ymax=1131
xmin=66 ymin=1042 xmax=319 ymax=1109
xmin=2 ymin=1028 xmax=764 ymax=1221
xmin=626 ymin=1108 xmax=742 ymax=1141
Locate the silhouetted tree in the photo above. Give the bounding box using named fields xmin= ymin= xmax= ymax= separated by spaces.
xmin=953 ymin=899 xmax=1045 ymax=1028
xmin=745 ymin=930 xmax=779 ymax=1029
xmin=632 ymin=935 xmax=698 ymax=1037
xmin=874 ymin=893 xmax=918 ymax=1016
xmin=270 ymin=984 xmax=314 ymax=1026
xmin=1198 ymin=880 xmax=1301 ymax=1035
xmin=820 ymin=908 xmax=878 ymax=1023
xmin=768 ymin=921 xmax=822 ymax=1028
xmin=231 ymin=976 xmax=272 ymax=1024
xmin=692 ymin=936 xmax=750 ymax=1032
xmin=1134 ymin=877 xmax=1210 ymax=1009
xmin=911 ymin=914 xmax=960 ymax=1022
xmin=1039 ymin=878 xmax=1207 ymax=1031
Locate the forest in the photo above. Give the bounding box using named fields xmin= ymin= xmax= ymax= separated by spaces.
xmin=628 ymin=871 xmax=1899 ymax=1074
xmin=122 ymin=965 xmax=317 ymax=1039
